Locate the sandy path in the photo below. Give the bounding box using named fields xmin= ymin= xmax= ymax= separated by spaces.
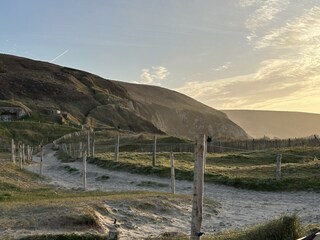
xmin=25 ymin=147 xmax=320 ymax=238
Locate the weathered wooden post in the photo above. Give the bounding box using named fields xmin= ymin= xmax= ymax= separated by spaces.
xmin=18 ymin=143 xmax=23 ymax=169
xmin=83 ymin=150 xmax=87 ymax=191
xmin=170 ymin=151 xmax=175 ymax=194
xmin=79 ymin=142 xmax=83 ymax=158
xmin=22 ymin=144 xmax=26 ymax=164
xmin=40 ymin=145 xmax=44 ymax=176
xmin=191 ymin=134 xmax=206 ymax=240
xmin=11 ymin=139 xmax=16 ymax=164
xmin=29 ymin=147 xmax=33 ymax=162
xmin=276 ymin=153 xmax=282 ymax=180
xmin=114 ymin=135 xmax=120 ymax=161
xmin=69 ymin=143 xmax=72 ymax=157
xmin=27 ymin=145 xmax=30 ymax=162
xmin=87 ymin=130 xmax=91 ymax=158
xmin=91 ymin=130 xmax=95 ymax=158
xmin=152 ymin=135 xmax=157 ymax=167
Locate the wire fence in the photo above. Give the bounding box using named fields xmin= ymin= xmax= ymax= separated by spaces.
xmin=52 ymin=130 xmax=320 ymax=162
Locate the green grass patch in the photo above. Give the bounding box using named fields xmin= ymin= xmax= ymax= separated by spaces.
xmin=91 ymin=147 xmax=320 ymax=191
xmin=206 ymin=214 xmax=302 ymax=240
xmin=148 ymin=215 xmax=305 ymax=240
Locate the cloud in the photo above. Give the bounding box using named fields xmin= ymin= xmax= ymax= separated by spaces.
xmin=140 ymin=66 xmax=170 ymax=84
xmin=212 ymin=62 xmax=232 ymax=72
xmin=240 ymin=0 xmax=290 ymax=38
xmin=176 ymin=6 xmax=320 ymax=114
xmin=255 ymin=6 xmax=320 ymax=49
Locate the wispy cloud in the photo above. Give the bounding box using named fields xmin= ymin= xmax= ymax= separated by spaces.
xmin=177 ymin=6 xmax=320 ymax=114
xmin=50 ymin=49 xmax=69 ymax=63
xmin=240 ymin=0 xmax=290 ymax=40
xmin=255 ymin=6 xmax=320 ymax=49
xmin=212 ymin=62 xmax=232 ymax=72
xmin=140 ymin=66 xmax=170 ymax=84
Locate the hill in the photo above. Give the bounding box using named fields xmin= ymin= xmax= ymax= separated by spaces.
xmin=223 ymin=109 xmax=320 ymax=139
xmin=0 ymin=54 xmax=247 ymax=140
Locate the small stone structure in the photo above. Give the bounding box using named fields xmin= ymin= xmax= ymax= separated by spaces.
xmin=0 ymin=107 xmax=27 ymax=122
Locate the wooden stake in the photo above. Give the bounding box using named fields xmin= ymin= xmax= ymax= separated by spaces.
xmin=11 ymin=139 xmax=15 ymax=164
xmin=114 ymin=135 xmax=119 ymax=161
xmin=170 ymin=151 xmax=175 ymax=194
xmin=87 ymin=130 xmax=91 ymax=158
xmin=30 ymin=147 xmax=33 ymax=162
xmin=191 ymin=134 xmax=206 ymax=240
xmin=22 ymin=144 xmax=26 ymax=164
xmin=83 ymin=150 xmax=87 ymax=191
xmin=276 ymin=153 xmax=282 ymax=180
xmin=27 ymin=145 xmax=30 ymax=162
xmin=19 ymin=143 xmax=23 ymax=170
xmin=79 ymin=142 xmax=83 ymax=158
xmin=152 ymin=135 xmax=157 ymax=167
xmin=40 ymin=145 xmax=44 ymax=176
xmin=91 ymin=130 xmax=95 ymax=158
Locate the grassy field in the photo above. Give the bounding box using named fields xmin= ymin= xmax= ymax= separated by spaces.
xmin=92 ymin=146 xmax=320 ymax=191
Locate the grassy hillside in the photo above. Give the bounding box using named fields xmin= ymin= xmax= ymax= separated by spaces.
xmin=223 ymin=109 xmax=320 ymax=139
xmin=0 ymin=54 xmax=247 ymax=140
xmin=0 ymin=121 xmax=78 ymax=146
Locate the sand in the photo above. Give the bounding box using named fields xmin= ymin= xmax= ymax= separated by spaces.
xmin=23 ymin=146 xmax=320 ymax=239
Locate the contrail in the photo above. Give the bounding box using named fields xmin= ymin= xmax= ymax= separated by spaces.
xmin=50 ymin=49 xmax=69 ymax=63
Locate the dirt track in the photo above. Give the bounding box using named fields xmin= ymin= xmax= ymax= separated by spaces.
xmin=25 ymin=147 xmax=320 ymax=239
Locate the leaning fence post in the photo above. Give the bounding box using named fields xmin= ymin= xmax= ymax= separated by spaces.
xmin=152 ymin=135 xmax=157 ymax=167
xmin=191 ymin=134 xmax=206 ymax=240
xmin=83 ymin=150 xmax=87 ymax=191
xmin=40 ymin=145 xmax=44 ymax=176
xmin=11 ymin=139 xmax=16 ymax=164
xmin=115 ymin=135 xmax=120 ymax=161
xmin=276 ymin=153 xmax=282 ymax=180
xmin=170 ymin=151 xmax=175 ymax=194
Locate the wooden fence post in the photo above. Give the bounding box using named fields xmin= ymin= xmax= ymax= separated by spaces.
xmin=19 ymin=143 xmax=23 ymax=169
xmin=40 ymin=145 xmax=44 ymax=176
xmin=83 ymin=150 xmax=87 ymax=191
xmin=115 ymin=135 xmax=119 ymax=161
xmin=22 ymin=144 xmax=26 ymax=164
xmin=91 ymin=130 xmax=95 ymax=158
xmin=30 ymin=147 xmax=33 ymax=162
xmin=87 ymin=130 xmax=91 ymax=158
xmin=11 ymin=139 xmax=16 ymax=164
xmin=79 ymin=142 xmax=83 ymax=158
xmin=191 ymin=134 xmax=206 ymax=240
xmin=27 ymin=145 xmax=30 ymax=162
xmin=152 ymin=135 xmax=157 ymax=167
xmin=276 ymin=153 xmax=282 ymax=180
xmin=170 ymin=151 xmax=175 ymax=194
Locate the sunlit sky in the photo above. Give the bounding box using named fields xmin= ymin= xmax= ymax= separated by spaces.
xmin=1 ymin=0 xmax=320 ymax=114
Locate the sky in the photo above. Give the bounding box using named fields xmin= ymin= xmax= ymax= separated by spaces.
xmin=1 ymin=0 xmax=320 ymax=114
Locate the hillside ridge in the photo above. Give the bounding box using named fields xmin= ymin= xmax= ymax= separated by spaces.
xmin=0 ymin=53 xmax=248 ymax=140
